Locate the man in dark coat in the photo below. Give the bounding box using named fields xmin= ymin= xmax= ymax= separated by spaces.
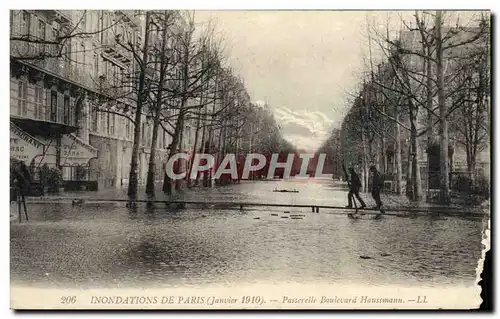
xmin=11 ymin=160 xmax=32 ymax=203
xmin=345 ymin=167 xmax=366 ymax=209
xmin=370 ymin=165 xmax=384 ymax=209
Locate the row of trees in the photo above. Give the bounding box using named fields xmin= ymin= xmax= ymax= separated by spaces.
xmin=337 ymin=11 xmax=490 ymax=204
xmin=111 ymin=11 xmax=293 ymax=198
xmin=10 ymin=10 xmax=293 ymax=199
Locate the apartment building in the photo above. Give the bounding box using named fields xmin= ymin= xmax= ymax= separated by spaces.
xmin=399 ymin=26 xmax=490 ymax=192
xmin=9 ymin=10 xmax=190 ymax=190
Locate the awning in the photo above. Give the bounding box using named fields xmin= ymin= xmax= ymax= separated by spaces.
xmin=36 ymin=134 xmax=98 ymax=167
xmin=10 ymin=122 xmax=45 ymax=164
xmin=10 ymin=116 xmax=79 ymax=136
xmin=11 ymin=122 xmax=98 ymax=167
xmin=60 ymin=134 xmax=98 ymax=166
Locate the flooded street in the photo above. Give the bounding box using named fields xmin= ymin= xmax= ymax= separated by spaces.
xmin=11 ymin=180 xmax=486 ymax=289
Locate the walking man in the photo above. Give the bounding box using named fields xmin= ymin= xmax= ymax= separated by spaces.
xmin=11 ymin=160 xmax=32 ymax=203
xmin=370 ymin=165 xmax=384 ymax=210
xmin=345 ymin=167 xmax=366 ymax=209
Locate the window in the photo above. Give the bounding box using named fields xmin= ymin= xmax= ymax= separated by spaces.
xmin=80 ymin=43 xmax=86 ymax=79
xmin=163 ymin=129 xmax=167 ymax=149
xmin=10 ymin=11 xmax=14 ymax=36
xmin=118 ymin=116 xmax=124 ymax=137
xmin=51 ymin=28 xmax=58 ymax=56
xmin=125 ymin=117 xmax=131 ymax=139
xmin=21 ymin=11 xmax=30 ymax=35
xmin=119 ymin=69 xmax=125 ymax=95
xmin=85 ymin=11 xmax=92 ymax=33
xmin=17 ymin=80 xmax=27 ymax=116
xmin=37 ymin=19 xmax=45 ymax=38
xmin=60 ymin=40 xmax=71 ymax=76
xmin=72 ymin=41 xmax=79 ymax=72
xmin=63 ymin=96 xmax=70 ymax=124
xmin=91 ymin=105 xmax=98 ymax=131
xmin=37 ymin=20 xmax=46 ymax=53
xmin=102 ymin=60 xmax=108 ymax=78
xmin=113 ymin=65 xmax=119 ymax=88
xmin=141 ymin=122 xmax=146 ymax=144
xmin=92 ymin=45 xmax=99 ymax=77
xmin=106 ymin=113 xmax=110 ymax=135
xmin=81 ymin=11 xmax=87 ymax=33
xmin=107 ymin=113 xmax=115 ymax=136
xmin=50 ymin=91 xmax=58 ymax=122
xmin=147 ymin=123 xmax=152 ymax=146
xmin=34 ymin=85 xmax=44 ymax=120
xmin=100 ymin=111 xmax=106 ymax=133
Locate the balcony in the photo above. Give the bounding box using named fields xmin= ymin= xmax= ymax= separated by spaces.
xmin=117 ymin=10 xmax=142 ymax=29
xmin=11 ymin=41 xmax=98 ymax=91
xmin=102 ymin=44 xmax=115 ymax=54
xmin=44 ymin=10 xmax=72 ymax=24
xmin=10 ymin=98 xmax=79 ymax=135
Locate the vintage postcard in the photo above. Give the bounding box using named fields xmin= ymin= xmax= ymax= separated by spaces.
xmin=9 ymin=9 xmax=491 ymax=310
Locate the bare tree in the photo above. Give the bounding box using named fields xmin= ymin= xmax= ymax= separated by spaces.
xmin=144 ymin=11 xmax=181 ymax=195
xmin=448 ymin=19 xmax=490 ymax=184
xmin=364 ymin=11 xmax=488 ymax=203
xmin=160 ymin=13 xmax=224 ymax=194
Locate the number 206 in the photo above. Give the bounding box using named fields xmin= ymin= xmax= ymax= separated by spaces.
xmin=61 ymin=296 xmax=76 ymax=304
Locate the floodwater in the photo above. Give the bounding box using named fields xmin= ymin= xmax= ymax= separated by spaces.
xmin=10 ymin=179 xmax=487 ymax=289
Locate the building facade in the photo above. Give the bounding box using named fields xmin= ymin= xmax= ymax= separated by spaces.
xmin=9 ymin=10 xmax=188 ymax=191
xmin=399 ymin=27 xmax=490 ymax=193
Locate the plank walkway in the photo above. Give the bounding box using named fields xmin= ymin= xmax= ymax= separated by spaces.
xmin=29 ymin=197 xmax=489 ymax=217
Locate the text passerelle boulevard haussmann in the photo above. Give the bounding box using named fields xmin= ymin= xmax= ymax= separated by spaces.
xmin=282 ymin=296 xmax=405 ymax=304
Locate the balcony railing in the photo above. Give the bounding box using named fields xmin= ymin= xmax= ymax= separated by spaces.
xmin=43 ymin=10 xmax=72 ymax=24
xmin=10 ymin=97 xmax=77 ymax=127
xmin=11 ymin=41 xmax=100 ymax=91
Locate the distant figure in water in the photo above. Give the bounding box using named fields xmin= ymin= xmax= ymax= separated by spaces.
xmin=370 ymin=165 xmax=384 ymax=210
xmin=345 ymin=167 xmax=366 ymax=209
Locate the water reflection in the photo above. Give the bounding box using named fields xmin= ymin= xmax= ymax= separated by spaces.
xmin=10 ymin=180 xmax=487 ymax=289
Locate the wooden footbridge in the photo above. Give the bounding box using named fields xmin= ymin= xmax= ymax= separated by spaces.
xmin=59 ymin=198 xmax=489 ymax=217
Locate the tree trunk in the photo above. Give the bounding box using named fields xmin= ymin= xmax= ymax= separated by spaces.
xmin=145 ymin=111 xmax=161 ymax=195
xmin=204 ymin=76 xmax=218 ymax=187
xmin=187 ymin=111 xmax=202 ymax=187
xmin=197 ymin=106 xmax=207 ymax=184
xmin=162 ymin=105 xmax=185 ymax=194
xmin=176 ymin=117 xmax=184 ymax=191
xmin=215 ymin=126 xmax=223 ymax=186
xmin=380 ymin=93 xmax=387 ymax=173
xmin=146 ymin=11 xmax=169 ymax=196
xmin=405 ymin=139 xmax=412 ymax=198
xmin=410 ymin=105 xmax=422 ymax=201
xmin=380 ymin=136 xmax=386 ymax=173
xmin=361 ymin=131 xmax=368 ymax=193
xmin=127 ymin=11 xmax=151 ymax=199
xmin=467 ymin=161 xmax=476 ymax=185
xmin=163 ymin=28 xmax=191 ymax=194
xmin=425 ymin=45 xmax=434 ymax=193
xmin=435 ymin=11 xmax=451 ymax=204
xmin=395 ymin=105 xmax=403 ymax=195
xmin=204 ymin=123 xmax=213 ymax=187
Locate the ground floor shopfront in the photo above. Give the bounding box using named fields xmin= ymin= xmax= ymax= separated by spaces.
xmin=11 ymin=119 xmax=177 ymax=193
xmin=88 ymin=133 xmax=172 ymax=189
xmin=10 ymin=119 xmax=98 ymax=192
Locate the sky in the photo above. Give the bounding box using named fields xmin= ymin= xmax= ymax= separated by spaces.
xmin=194 ymin=11 xmax=485 ymax=151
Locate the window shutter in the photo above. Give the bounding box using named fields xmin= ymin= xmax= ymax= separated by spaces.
xmin=70 ymin=96 xmax=76 ymax=126
xmin=45 ymin=90 xmax=51 ymax=120
xmin=29 ymin=14 xmax=37 ymax=56
xmin=58 ymin=93 xmax=64 ymax=123
xmin=39 ymin=86 xmax=46 ymax=121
